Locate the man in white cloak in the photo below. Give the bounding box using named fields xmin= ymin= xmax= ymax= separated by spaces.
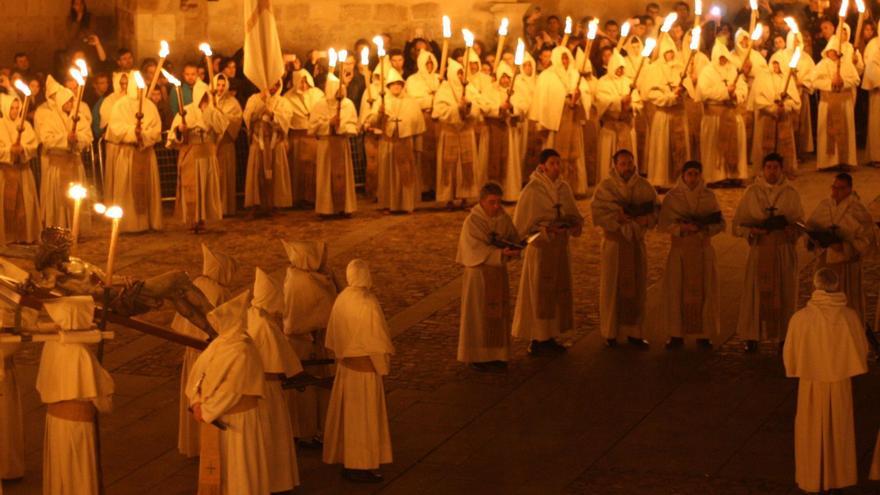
xmin=106 ymin=70 xmax=163 ymax=233
xmin=405 ymin=50 xmax=441 ymax=195
xmin=247 ymin=268 xmax=302 ymax=493
xmin=591 ymin=148 xmax=658 ymax=348
xmin=212 ymin=74 xmax=243 ymax=216
xmin=457 ymin=183 xmax=520 ymax=370
xmin=100 ymin=72 xmax=128 ymax=200
xmin=167 ymin=79 xmax=225 ymax=232
xmin=323 ymin=259 xmax=394 ymax=483
xmin=281 ymin=240 xmax=337 ymax=448
xmin=783 ymin=268 xmax=868 ymax=494
xmin=286 ymin=69 xmax=323 ymax=207
xmin=645 ymin=37 xmax=691 ymax=188
xmin=484 ymin=62 xmax=528 ymax=202
xmin=512 ymin=149 xmax=583 ymax=354
xmin=659 ymin=161 xmax=724 ymax=349
xmin=596 ymin=52 xmax=643 ymax=183
xmin=733 ymin=153 xmax=803 ymax=352
xmin=243 ymin=80 xmax=294 ymax=216
xmin=863 ymin=33 xmax=880 ymax=166
xmin=187 ymin=291 xmax=269 ymax=495
xmin=36 ymin=296 xmax=114 ymax=495
xmin=750 ymin=50 xmax=801 ymax=174
xmin=697 ymin=39 xmax=749 ymax=184
xmin=0 ymin=94 xmax=40 ymax=244
xmin=309 ymin=75 xmax=358 ymax=217
xmin=172 ymin=244 xmax=237 ymax=457
xmin=805 ymin=173 xmax=877 ymax=324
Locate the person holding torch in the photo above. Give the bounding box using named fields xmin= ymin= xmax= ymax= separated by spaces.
xmin=751 ymin=48 xmax=802 ymax=174
xmin=0 ymin=90 xmax=40 ymax=244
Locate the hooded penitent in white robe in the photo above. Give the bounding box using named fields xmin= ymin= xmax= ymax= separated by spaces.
xmin=591 ymin=167 xmax=658 ymax=340
xmin=457 ymin=203 xmax=519 ymax=362
xmin=461 ymin=52 xmax=497 ymax=193
xmin=803 ymin=38 xmax=861 ymax=169
xmin=733 ymin=29 xmax=770 ymax=159
xmin=406 ymin=50 xmax=441 ymax=194
xmin=360 ymin=69 xmax=385 ymax=203
xmin=784 ymin=31 xmax=816 ymax=156
xmin=432 ymin=60 xmax=486 ymax=202
xmin=806 ymin=193 xmax=876 ymax=323
xmin=658 ymin=176 xmax=724 ymax=339
xmin=213 ymin=74 xmax=243 ymax=216
xmin=645 ymin=40 xmax=691 ymax=187
xmin=596 ymin=53 xmax=644 ymax=183
xmin=323 ymin=260 xmax=394 ymax=470
xmin=168 ymin=79 xmax=225 ymax=228
xmin=101 ymin=72 xmax=129 ymax=199
xmin=286 ymin=70 xmax=324 ymax=205
xmin=681 ymin=32 xmax=710 ymax=163
xmin=783 ymin=290 xmax=868 ymax=493
xmin=36 ymin=296 xmax=114 ymax=495
xmin=187 ymin=291 xmax=269 ymax=495
xmin=173 ymin=244 xmax=237 ymax=457
xmin=244 ymin=89 xmax=294 ymax=211
xmin=281 ymin=240 xmax=337 ymax=440
xmin=534 ymin=47 xmax=592 ymax=195
xmin=483 ymin=62 xmax=527 ymax=202
xmin=34 ymin=83 xmax=93 ymax=231
xmin=0 ymin=94 xmax=40 ymax=244
xmin=511 ymin=170 xmax=583 ymax=341
xmin=0 ymin=260 xmax=35 ymax=480
xmin=697 ymin=41 xmax=749 ymax=183
xmin=309 ymin=75 xmax=358 ymax=215
xmin=106 ymin=72 xmax=163 ymax=233
xmin=751 ymin=52 xmax=802 ymax=172
xmin=247 ymin=268 xmax=303 ymax=492
xmin=519 ymin=53 xmax=544 ymax=179
xmin=862 ymin=37 xmax=880 ymax=164
xmin=733 ymin=175 xmax=803 ymax=341
xmin=365 ymin=69 xmax=426 ymax=212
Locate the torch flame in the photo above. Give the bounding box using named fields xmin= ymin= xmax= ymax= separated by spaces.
xmin=159 ymin=40 xmax=170 ymax=58
xmin=621 ymin=21 xmax=631 ymax=38
xmin=751 ymin=23 xmax=764 ymax=41
xmin=514 ymin=38 xmax=525 ymax=65
xmin=372 ymin=35 xmax=386 ymax=57
xmin=710 ymin=5 xmax=721 ymax=17
xmin=360 ymin=46 xmax=370 ymax=66
xmin=750 ymin=0 xmax=758 ymax=10
xmin=13 ymin=79 xmax=31 ymax=97
xmin=839 ymin=0 xmax=848 ymax=17
xmin=328 ymin=48 xmax=338 ymax=68
xmin=105 ymin=205 xmax=123 ymax=219
xmin=93 ymin=203 xmax=107 ymax=215
xmin=69 ymin=68 xmax=85 ymax=86
xmin=67 ymin=183 xmax=87 ymax=201
xmin=564 ymin=16 xmax=572 ymax=35
xmin=789 ymin=47 xmax=801 ymax=68
xmin=74 ymin=59 xmax=88 ymax=78
xmin=588 ymin=19 xmax=599 ymax=40
xmin=661 ymin=13 xmax=678 ymax=33
xmin=854 ymin=0 xmax=865 ymax=13
xmin=641 ymin=37 xmax=657 ymax=57
xmin=442 ymin=15 xmax=452 ymax=39
xmin=338 ymin=50 xmax=348 ymax=64
xmin=690 ymin=27 xmax=702 ymax=50
xmin=784 ymin=17 xmax=799 ymax=34
xmin=499 ymin=17 xmax=509 ymax=36
xmin=161 ymin=69 xmax=181 ymax=87
xmin=695 ymin=0 xmax=703 ymax=16
xmin=462 ymin=28 xmax=475 ymax=48
xmin=199 ymin=42 xmax=212 ymax=57
xmin=133 ymin=70 xmax=146 ymax=90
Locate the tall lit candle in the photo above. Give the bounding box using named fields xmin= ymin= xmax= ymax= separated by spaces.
xmin=372 ymin=36 xmax=386 ymax=94
xmin=583 ymin=19 xmax=599 ymax=70
xmin=631 ymin=37 xmax=657 ymax=93
xmin=103 ymin=206 xmax=123 ymax=285
xmin=360 ymin=47 xmax=373 ymax=102
xmin=694 ymin=0 xmax=703 ymax=28
xmin=854 ymin=0 xmax=866 ymax=50
xmin=511 ymin=38 xmax=525 ymax=91
xmin=837 ymin=0 xmax=848 ymax=40
xmin=439 ymin=15 xmax=452 ymax=81
xmin=328 ymin=47 xmax=338 ymax=87
xmin=68 ymin=183 xmax=87 ymax=250
xmin=337 ymin=49 xmax=348 ymax=80
xmin=69 ymin=68 xmax=86 ymax=140
xmin=679 ymin=26 xmax=702 ymax=85
xmin=147 ymin=40 xmax=170 ymax=98
xmin=616 ymin=21 xmax=632 ymax=52
xmin=199 ymin=42 xmax=216 ymax=105
xmin=133 ymin=70 xmax=146 ymax=117
xmin=561 ymin=16 xmax=572 ymax=47
xmin=657 ymin=13 xmax=678 ymax=58
xmin=749 ymin=0 xmax=758 ymax=33
xmin=162 ymin=69 xmax=186 ymax=128
xmin=12 ymin=80 xmax=31 ymax=143
xmin=462 ymin=29 xmax=475 ymax=84
xmin=493 ymin=17 xmax=509 ymax=74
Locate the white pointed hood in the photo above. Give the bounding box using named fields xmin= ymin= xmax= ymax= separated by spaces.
xmin=202 ymin=244 xmax=237 ymax=286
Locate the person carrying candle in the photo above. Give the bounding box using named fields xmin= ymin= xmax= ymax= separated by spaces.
xmin=243 ymin=79 xmax=294 ymax=217
xmin=645 ymin=36 xmax=691 ymax=187
xmin=213 ymin=74 xmax=243 ymax=216
xmin=596 ymin=51 xmax=644 ymax=184
xmin=0 ymin=93 xmax=40 ymax=244
xmin=309 ymin=74 xmax=358 ymax=217
xmin=285 ymin=69 xmax=324 ymax=208
xmin=404 ymin=50 xmax=441 ymax=197
xmin=750 ymin=49 xmax=802 ymax=174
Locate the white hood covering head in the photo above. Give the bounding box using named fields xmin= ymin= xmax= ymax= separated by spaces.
xmin=202 ymin=243 xmax=238 ymax=286
xmin=385 ymin=67 xmax=404 ymax=87
xmin=45 ymin=74 xmax=64 ymax=102
xmin=417 ymin=50 xmax=438 ymax=75
xmin=247 ymin=268 xmax=303 ymax=376
xmin=292 ymin=68 xmax=315 ymax=94
xmin=282 ymin=239 xmax=327 ymax=271
xmin=207 ymin=290 xmax=250 ymax=337
xmin=446 ymin=59 xmax=465 ymax=87
xmin=711 ymin=38 xmax=734 ymax=67
xmin=251 ymin=267 xmax=283 ymax=315
xmin=346 ymin=258 xmax=373 ymax=289
xmin=0 ymin=94 xmax=20 ymax=122
xmin=191 ymin=78 xmax=210 ymax=107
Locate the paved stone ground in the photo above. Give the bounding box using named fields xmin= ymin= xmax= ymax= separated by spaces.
xmin=3 ymin=164 xmax=880 ymax=494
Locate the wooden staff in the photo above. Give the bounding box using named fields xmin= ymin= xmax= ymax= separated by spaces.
xmin=561 ymin=16 xmax=572 ymax=47
xmin=749 ymin=0 xmax=758 ymax=33
xmin=493 ymin=17 xmax=509 ymax=75
xmin=630 ymin=38 xmax=656 ymax=95
xmin=732 ymin=25 xmax=762 ymax=86
xmin=439 ymin=16 xmax=451 ymax=81
xmin=462 ymin=29 xmax=474 ymax=84
xmin=69 ymin=69 xmax=86 ymax=141
xmin=12 ymin=80 xmax=31 ymax=148
xmin=678 ymin=32 xmax=701 ymax=87
xmin=573 ymin=21 xmax=599 ymax=96
xmin=694 ymin=0 xmax=703 ymax=28
xmin=147 ymin=41 xmax=170 ymax=99
xmin=854 ymin=0 xmax=866 ymax=50
xmin=199 ymin=43 xmax=216 ymax=106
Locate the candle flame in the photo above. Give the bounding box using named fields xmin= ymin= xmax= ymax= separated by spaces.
xmin=695 ymin=0 xmax=703 ymax=16
xmin=328 ymin=48 xmax=338 ymax=68
xmin=784 ymin=16 xmax=799 ymax=33
xmin=710 ymin=5 xmax=721 ymax=17
xmin=514 ymin=38 xmax=525 ymax=65
xmin=621 ymin=21 xmax=631 ymax=38
xmin=338 ymin=49 xmax=348 ymax=64
xmin=67 ymin=183 xmax=87 ymax=200
xmin=690 ymin=26 xmax=702 ymax=50
xmin=74 ymin=59 xmax=88 ymax=77
xmin=750 ymin=0 xmax=758 ymax=10
xmin=360 ymin=46 xmax=370 ymax=66
xmin=564 ymin=16 xmax=572 ymax=35
xmin=789 ymin=47 xmax=801 ymax=68
xmin=133 ymin=70 xmax=146 ymax=90
xmin=854 ymin=0 xmax=865 ymax=13
xmin=69 ymin=68 xmax=85 ymax=87
xmin=641 ymin=37 xmax=657 ymax=57
xmin=13 ymin=79 xmax=31 ymax=97
xmin=442 ymin=15 xmax=452 ymax=38
xmin=105 ymin=205 xmax=123 ymax=219
xmin=838 ymin=0 xmax=848 ymax=17
xmin=93 ymin=203 xmax=107 ymax=214
xmin=161 ymin=69 xmax=181 ymax=87
xmin=588 ymin=19 xmax=599 ymax=40
xmin=372 ymin=35 xmax=386 ymax=57
xmin=462 ymin=28 xmax=474 ymax=47
xmin=159 ymin=40 xmax=170 ymax=58
xmin=751 ymin=23 xmax=763 ymax=41
xmin=661 ymin=13 xmax=678 ymax=32
xmin=199 ymin=42 xmax=212 ymax=57
xmin=498 ymin=17 xmax=509 ymax=36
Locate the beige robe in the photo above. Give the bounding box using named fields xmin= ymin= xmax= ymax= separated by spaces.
xmin=484 ymin=66 xmax=528 ymax=202
xmin=105 ymin=95 xmax=163 ymax=233
xmin=596 ymin=56 xmax=643 ymax=183
xmin=806 ymin=194 xmax=877 ymax=324
xmin=863 ymin=38 xmax=880 ymax=163
xmin=804 ymin=54 xmax=861 ymax=169
xmin=697 ymin=48 xmax=749 ymax=183
xmin=659 ymin=179 xmax=724 ymax=338
xmin=405 ymin=51 xmax=441 ymax=194
xmin=750 ymin=60 xmax=801 ymax=172
xmin=511 ymin=171 xmax=582 ymax=341
xmin=457 ymin=204 xmax=518 ymax=362
xmin=783 ymin=290 xmax=868 ymax=493
xmin=286 ymin=82 xmax=323 ymax=205
xmin=215 ymin=93 xmax=243 ymax=216
xmin=309 ymin=93 xmax=358 ymax=215
xmin=0 ymin=101 xmax=40 ymax=244
xmin=733 ymin=177 xmax=804 ymax=341
xmin=645 ymin=57 xmax=691 ymax=187
xmin=592 ymin=169 xmax=658 ymax=339
xmin=243 ymin=93 xmax=294 ymax=209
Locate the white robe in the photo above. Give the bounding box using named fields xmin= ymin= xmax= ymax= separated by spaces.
xmin=215 ymin=93 xmax=243 ymax=216
xmin=431 ymin=66 xmax=482 ymax=202
xmin=0 ymin=108 xmax=40 ymax=244
xmin=783 ymin=290 xmax=868 ymax=493
xmin=511 ymin=171 xmax=582 ymax=341
xmin=644 ymin=59 xmax=691 ymax=187
xmin=484 ymin=76 xmax=527 ymax=202
xmin=862 ymin=38 xmax=880 ymax=163
xmin=243 ymin=94 xmax=294 ymax=209
xmin=804 ymin=56 xmax=861 ymax=168
xmin=456 ymin=204 xmax=518 ymax=362
xmin=733 ymin=177 xmax=804 ymax=341
xmin=697 ymin=61 xmax=749 ymax=182
xmin=591 ymin=169 xmax=658 ymax=339
xmin=308 ymin=96 xmax=358 ymax=215
xmin=750 ymin=65 xmax=802 ymax=170
xmin=596 ymin=70 xmax=643 ymax=183
xmin=105 ymin=96 xmax=164 ymax=233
